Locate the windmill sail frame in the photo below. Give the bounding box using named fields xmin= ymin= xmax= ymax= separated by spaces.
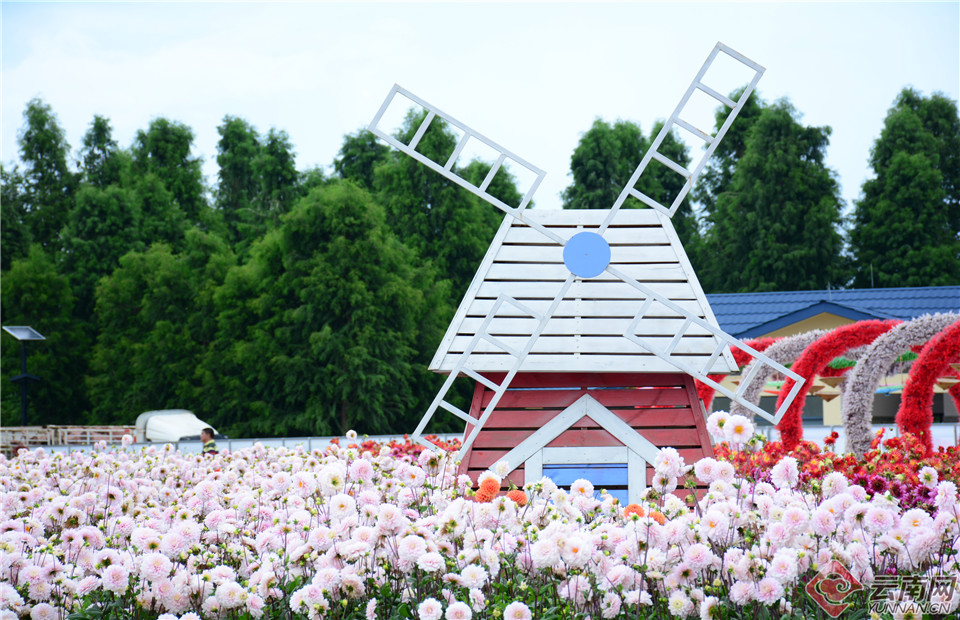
xmin=368 ymin=42 xmax=805 ymax=462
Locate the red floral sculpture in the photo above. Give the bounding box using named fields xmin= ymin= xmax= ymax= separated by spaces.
xmin=820 ymin=362 xmax=853 ymax=378
xmin=777 ymin=320 xmax=902 ymax=451
xmin=897 ymin=320 xmax=960 ymax=454
xmin=695 ymin=338 xmax=776 ymax=411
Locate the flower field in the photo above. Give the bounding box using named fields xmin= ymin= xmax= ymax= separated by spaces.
xmin=3 ymin=419 xmax=960 ymax=619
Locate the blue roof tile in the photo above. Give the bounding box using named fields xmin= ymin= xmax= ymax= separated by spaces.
xmin=706 ymin=286 xmax=960 ymax=337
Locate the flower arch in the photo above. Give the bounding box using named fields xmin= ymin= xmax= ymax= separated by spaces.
xmin=777 ymin=320 xmax=902 ymax=451
xmin=728 ymin=331 xmax=826 ymax=419
xmin=695 ymin=338 xmax=776 ymax=412
xmin=897 ymin=319 xmax=960 ymax=454
xmin=842 ymin=313 xmax=959 ymax=457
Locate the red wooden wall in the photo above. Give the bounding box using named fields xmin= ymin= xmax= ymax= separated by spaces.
xmin=460 ymin=372 xmax=714 ymax=488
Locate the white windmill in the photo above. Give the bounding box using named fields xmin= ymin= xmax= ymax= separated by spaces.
xmin=368 ymin=42 xmax=805 ymax=500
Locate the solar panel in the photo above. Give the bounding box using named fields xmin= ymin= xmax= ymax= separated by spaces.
xmin=2 ymin=326 xmax=45 ymax=341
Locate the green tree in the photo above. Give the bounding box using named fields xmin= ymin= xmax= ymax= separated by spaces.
xmin=135 ymin=171 xmax=189 ymax=250
xmin=300 ymin=166 xmax=329 ymax=197
xmin=460 ymin=159 xmax=524 ymax=214
xmin=562 ymin=119 xmax=645 ymax=211
xmin=373 ymin=111 xmax=504 ymax=304
xmin=86 ymin=230 xmax=233 ymax=424
xmin=698 ymin=99 xmax=845 ymax=292
xmin=849 ymin=88 xmax=960 ymax=287
xmin=644 ymin=121 xmax=696 ymax=247
xmin=691 ymin=88 xmax=765 ymax=224
xmin=1 ymin=165 xmax=32 ymax=271
xmin=255 ymin=127 xmax=300 ymax=228
xmin=561 ymin=119 xmax=697 ymax=245
xmin=132 ymin=118 xmax=207 ymax=224
xmin=80 ymin=115 xmax=122 ymax=188
xmin=1 ymin=246 xmax=90 ymax=426
xmin=334 ymin=129 xmax=389 ymax=191
xmin=60 ymin=185 xmax=144 ymax=319
xmin=199 ymin=181 xmax=450 ymax=437
xmin=215 ymin=116 xmax=262 ymax=249
xmin=17 ymin=98 xmax=77 ymax=252
xmin=216 ymin=119 xmax=300 ymax=253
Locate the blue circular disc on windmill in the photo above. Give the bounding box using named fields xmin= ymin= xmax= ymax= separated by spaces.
xmin=563 ymin=231 xmax=611 ymax=278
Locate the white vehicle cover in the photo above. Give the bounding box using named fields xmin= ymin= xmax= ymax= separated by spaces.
xmin=135 ymin=410 xmax=216 ymax=443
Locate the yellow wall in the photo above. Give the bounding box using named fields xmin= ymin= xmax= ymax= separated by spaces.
xmin=760 ymin=312 xmax=856 ymax=339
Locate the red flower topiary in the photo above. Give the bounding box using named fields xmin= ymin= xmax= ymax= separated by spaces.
xmin=897 ymin=320 xmax=960 ymax=454
xmin=776 ymin=320 xmax=902 ymax=451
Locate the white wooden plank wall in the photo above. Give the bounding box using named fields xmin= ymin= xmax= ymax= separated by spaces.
xmin=432 ymin=210 xmax=729 ymax=373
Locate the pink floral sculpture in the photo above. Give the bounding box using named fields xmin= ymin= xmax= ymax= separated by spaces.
xmin=843 ymin=313 xmax=959 ymax=457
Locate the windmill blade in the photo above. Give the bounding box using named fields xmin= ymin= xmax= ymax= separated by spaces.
xmin=411 ymin=276 xmax=576 ymax=460
xmin=368 ymin=84 xmax=564 ymax=245
xmin=606 ymin=261 xmax=804 ymax=424
xmin=369 ymin=86 xmax=575 ymax=455
xmin=599 ymin=42 xmax=765 ymax=232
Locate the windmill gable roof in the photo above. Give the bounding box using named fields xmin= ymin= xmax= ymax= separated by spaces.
xmin=707 ymin=286 xmax=960 ymax=338
xmin=430 ymin=209 xmax=735 ymax=374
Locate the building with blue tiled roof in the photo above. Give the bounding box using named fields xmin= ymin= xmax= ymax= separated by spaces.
xmin=706 ymin=286 xmax=960 ymax=339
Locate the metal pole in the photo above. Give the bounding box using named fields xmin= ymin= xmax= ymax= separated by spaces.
xmin=20 ymin=341 xmax=28 ymax=426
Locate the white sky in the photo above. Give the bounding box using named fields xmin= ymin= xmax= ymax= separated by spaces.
xmin=3 ymin=2 xmax=958 ymax=212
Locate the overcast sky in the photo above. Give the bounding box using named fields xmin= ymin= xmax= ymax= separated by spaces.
xmin=3 ymin=2 xmax=958 ymax=212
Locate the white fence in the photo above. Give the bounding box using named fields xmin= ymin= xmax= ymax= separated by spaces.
xmin=39 ymin=433 xmax=464 ymax=455
xmin=32 ymin=425 xmax=960 ymax=456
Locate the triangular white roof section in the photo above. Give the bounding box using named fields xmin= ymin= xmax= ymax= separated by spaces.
xmin=430 ymin=209 xmax=735 ymax=374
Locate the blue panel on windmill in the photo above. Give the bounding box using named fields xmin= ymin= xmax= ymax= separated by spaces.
xmin=543 ymin=463 xmax=629 ymax=504
xmin=562 ymin=232 xmax=611 ymax=278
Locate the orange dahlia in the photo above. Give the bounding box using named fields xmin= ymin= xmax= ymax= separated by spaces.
xmin=479 ymin=478 xmax=500 ymax=495
xmin=506 ymin=489 xmax=528 ymax=506
xmin=623 ymin=504 xmax=645 ymax=518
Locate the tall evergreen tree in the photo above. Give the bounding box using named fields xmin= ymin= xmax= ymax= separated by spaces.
xmin=645 ymin=121 xmax=696 ymax=247
xmin=849 ymin=88 xmax=960 ymax=287
xmin=691 ymin=88 xmax=765 ymax=226
xmin=17 ymin=98 xmax=77 ymax=252
xmin=562 ymin=119 xmax=646 ymax=211
xmin=198 ymin=181 xmax=450 ymax=437
xmin=373 ymin=111 xmax=504 ymax=304
xmin=698 ymin=99 xmax=845 ymax=292
xmin=335 ymin=129 xmax=389 ymax=191
xmin=87 ymin=230 xmax=233 ymax=424
xmin=299 ymin=166 xmax=329 ymax=197
xmin=135 ymin=171 xmax=189 ymax=250
xmin=216 ymin=116 xmax=262 ymax=249
xmin=80 ymin=115 xmax=122 ymax=188
xmin=215 ymin=119 xmax=300 ymax=253
xmin=561 ymin=119 xmax=697 ymax=245
xmin=1 ymin=165 xmax=32 ymax=270
xmin=1 ymin=246 xmax=91 ymax=426
xmin=60 ymin=184 xmax=144 ymax=319
xmin=255 ymin=128 xmax=300 ymax=227
xmin=132 ymin=118 xmax=207 ymax=224
xmin=459 ymin=159 xmax=524 ymax=212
